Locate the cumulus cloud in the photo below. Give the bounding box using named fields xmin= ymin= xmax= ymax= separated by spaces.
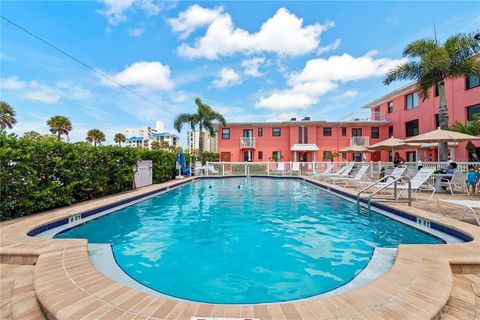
xmin=242 ymin=57 xmax=266 ymax=77
xmin=99 ymin=0 xmax=167 ymax=25
xmin=1 ymin=76 xmax=91 ymax=104
xmin=342 ymin=90 xmax=358 ymax=98
xmin=256 ymin=51 xmax=405 ymax=110
xmin=128 ymin=27 xmax=145 ymax=37
xmin=171 ymin=6 xmax=331 ymax=59
xmin=104 ymin=61 xmax=174 ymax=91
xmin=317 ymin=38 xmax=341 ymax=55
xmin=212 ymin=68 xmax=242 ymax=88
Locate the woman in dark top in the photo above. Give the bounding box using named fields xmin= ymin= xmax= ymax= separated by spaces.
xmin=393 ymin=152 xmax=405 ymax=167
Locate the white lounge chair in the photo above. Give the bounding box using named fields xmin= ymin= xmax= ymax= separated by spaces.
xmin=290 ymin=162 xmax=301 ymax=175
xmin=439 ymin=171 xmax=469 ymax=195
xmin=384 ymin=167 xmax=436 ymax=202
xmin=272 ymin=162 xmax=285 ymax=175
xmin=356 ymin=166 xmax=407 ymax=189
xmin=331 ymin=165 xmax=369 ymax=187
xmin=324 ymin=163 xmax=356 ymax=182
xmin=207 ymin=165 xmax=219 ymax=174
xmin=315 ymin=162 xmax=334 ymax=175
xmin=438 ymin=199 xmax=480 ymax=225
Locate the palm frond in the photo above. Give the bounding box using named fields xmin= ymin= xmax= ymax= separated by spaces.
xmin=174 ymin=113 xmax=194 ymax=132
xmin=445 ymin=32 xmax=480 ymax=66
xmin=403 ymin=38 xmax=438 ymax=58
xmin=383 ymin=61 xmax=421 ymax=85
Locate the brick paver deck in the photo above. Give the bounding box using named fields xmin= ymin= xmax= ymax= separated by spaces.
xmin=1 ymin=176 xmax=480 ymax=319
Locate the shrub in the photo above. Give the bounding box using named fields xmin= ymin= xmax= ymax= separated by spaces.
xmin=0 ymin=133 xmax=177 ymax=220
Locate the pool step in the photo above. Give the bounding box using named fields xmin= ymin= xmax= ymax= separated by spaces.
xmin=0 ymin=263 xmax=45 ymax=320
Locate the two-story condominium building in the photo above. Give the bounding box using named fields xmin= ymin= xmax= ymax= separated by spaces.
xmin=217 ymin=74 xmax=480 ymax=163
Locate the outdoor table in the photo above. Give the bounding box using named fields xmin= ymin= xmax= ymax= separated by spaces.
xmin=432 ymin=173 xmax=453 ymax=193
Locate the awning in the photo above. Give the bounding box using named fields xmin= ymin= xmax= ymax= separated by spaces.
xmin=290 ymin=144 xmax=320 ymax=151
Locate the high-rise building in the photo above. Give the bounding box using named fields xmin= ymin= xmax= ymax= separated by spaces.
xmin=187 ymin=130 xmax=218 ymax=153
xmin=125 ymin=120 xmax=179 ymax=149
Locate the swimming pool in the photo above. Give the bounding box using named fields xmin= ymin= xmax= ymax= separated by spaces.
xmin=55 ymin=177 xmax=445 ymax=304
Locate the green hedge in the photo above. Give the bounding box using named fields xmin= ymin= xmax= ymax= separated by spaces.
xmin=0 ymin=133 xmax=178 ymax=220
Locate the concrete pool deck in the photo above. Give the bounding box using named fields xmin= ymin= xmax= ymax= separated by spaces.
xmin=1 ymin=176 xmax=479 ymax=319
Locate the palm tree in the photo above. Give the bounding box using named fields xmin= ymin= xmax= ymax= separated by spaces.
xmin=384 ymin=32 xmax=480 ymax=161
xmin=0 ymin=101 xmax=17 ymax=130
xmin=451 ymin=119 xmax=480 ymax=161
xmin=114 ymin=133 xmax=126 ymax=146
xmin=23 ymin=131 xmax=42 ymax=140
xmin=86 ymin=129 xmax=106 ymax=146
xmin=47 ymin=115 xmax=72 ymax=141
xmin=174 ymin=98 xmax=226 ymax=163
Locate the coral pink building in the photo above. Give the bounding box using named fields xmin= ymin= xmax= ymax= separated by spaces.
xmin=218 ymin=75 xmax=480 ymax=163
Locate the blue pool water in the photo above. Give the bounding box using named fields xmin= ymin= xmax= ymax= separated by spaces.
xmin=56 ymin=177 xmax=442 ymax=304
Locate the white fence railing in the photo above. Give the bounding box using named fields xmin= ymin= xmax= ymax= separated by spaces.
xmin=240 ymin=137 xmax=255 ymax=148
xmin=199 ymin=161 xmax=478 ymax=178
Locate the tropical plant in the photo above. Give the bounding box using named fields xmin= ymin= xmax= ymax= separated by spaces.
xmin=23 ymin=131 xmax=42 ymax=140
xmin=450 ymin=120 xmax=480 ymax=161
xmin=47 ymin=115 xmax=72 ymax=141
xmin=86 ymin=129 xmax=106 ymax=146
xmin=384 ymin=32 xmax=480 ymax=161
xmin=174 ymin=97 xmax=226 ymax=163
xmin=0 ymin=101 xmax=17 ymax=130
xmin=114 ymin=133 xmax=126 ymax=146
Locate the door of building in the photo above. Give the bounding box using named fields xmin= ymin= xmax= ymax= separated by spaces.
xmin=220 ymin=152 xmax=231 ymax=162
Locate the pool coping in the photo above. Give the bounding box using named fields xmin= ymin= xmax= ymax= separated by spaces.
xmin=1 ymin=176 xmax=480 ymax=319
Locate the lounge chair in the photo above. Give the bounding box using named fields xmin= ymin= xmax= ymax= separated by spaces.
xmin=438 ymin=199 xmax=480 ymax=225
xmin=323 ymin=162 xmax=356 ymax=182
xmin=331 ymin=165 xmax=369 ymax=187
xmin=207 ymin=165 xmax=219 ymax=174
xmin=290 ymin=162 xmax=301 ymax=175
xmin=272 ymin=162 xmax=285 ymax=175
xmin=355 ymin=166 xmax=407 ymax=189
xmin=315 ymin=162 xmax=334 ymax=175
xmin=384 ymin=167 xmax=436 ymax=202
xmin=439 ymin=171 xmax=469 ymax=195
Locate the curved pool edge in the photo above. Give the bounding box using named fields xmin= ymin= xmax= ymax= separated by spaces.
xmin=1 ymin=176 xmax=480 ymax=319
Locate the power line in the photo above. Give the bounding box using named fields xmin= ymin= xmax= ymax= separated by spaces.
xmin=1 ymin=15 xmax=173 ymax=114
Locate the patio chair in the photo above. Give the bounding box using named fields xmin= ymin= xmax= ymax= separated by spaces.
xmin=439 ymin=171 xmax=469 ymax=195
xmin=355 ymin=166 xmax=407 ymax=189
xmin=438 ymin=199 xmax=480 ymax=225
xmin=384 ymin=167 xmax=436 ymax=202
xmin=290 ymin=162 xmax=301 ymax=175
xmin=323 ymin=162 xmax=356 ymax=182
xmin=194 ymin=161 xmax=205 ymax=176
xmin=207 ymin=165 xmax=219 ymax=174
xmin=331 ymin=164 xmax=369 ymax=187
xmin=272 ymin=162 xmax=285 ymax=175
xmin=315 ymin=162 xmax=334 ymax=175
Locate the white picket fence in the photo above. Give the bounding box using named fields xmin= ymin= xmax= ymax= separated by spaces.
xmin=201 ymin=161 xmax=478 ymax=178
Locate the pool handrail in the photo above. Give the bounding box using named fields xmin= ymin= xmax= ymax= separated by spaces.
xmin=357 ymin=175 xmax=412 ymax=211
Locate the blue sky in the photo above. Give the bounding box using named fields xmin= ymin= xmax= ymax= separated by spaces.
xmin=1 ymin=1 xmax=479 ymax=145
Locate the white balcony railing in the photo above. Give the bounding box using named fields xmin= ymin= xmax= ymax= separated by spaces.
xmin=240 ymin=137 xmax=255 ymax=148
xmin=337 ymin=112 xmax=388 ymax=122
xmin=350 ymin=136 xmax=369 ymax=147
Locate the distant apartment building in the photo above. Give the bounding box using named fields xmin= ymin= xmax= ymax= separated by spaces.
xmin=218 ymin=74 xmax=480 ymax=163
xmin=125 ymin=121 xmax=179 ymax=149
xmin=187 ymin=130 xmax=218 ymax=153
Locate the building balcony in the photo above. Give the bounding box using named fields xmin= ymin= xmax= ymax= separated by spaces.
xmin=240 ymin=137 xmax=255 ymax=149
xmin=350 ymin=136 xmax=369 ymax=147
xmin=337 ymin=112 xmax=388 ymax=122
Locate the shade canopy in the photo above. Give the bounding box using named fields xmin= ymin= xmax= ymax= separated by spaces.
xmin=290 ymin=144 xmax=320 ymax=151
xmin=368 ymin=137 xmax=421 ymax=151
xmin=340 ymin=145 xmax=371 ymax=153
xmin=404 ymin=128 xmax=480 ymax=143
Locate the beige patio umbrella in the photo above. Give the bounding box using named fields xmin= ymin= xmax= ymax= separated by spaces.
xmin=340 ymin=145 xmax=371 ymax=153
xmin=404 ymin=128 xmax=480 ymax=143
xmin=368 ymin=137 xmax=421 ymax=151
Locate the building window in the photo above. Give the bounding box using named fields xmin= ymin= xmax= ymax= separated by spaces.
xmin=258 ymin=128 xmax=263 ymax=137
xmin=466 ymin=75 xmax=480 ymax=90
xmin=341 ymin=127 xmax=347 ymax=136
xmin=304 ymin=127 xmax=308 ymax=143
xmin=258 ymin=151 xmax=263 ymax=160
xmin=387 ymin=101 xmax=393 ymax=113
xmin=434 ymin=85 xmax=439 ymax=97
xmin=371 ymin=127 xmax=379 ymax=139
xmin=352 ymin=128 xmax=362 ymax=137
xmin=467 ymin=104 xmax=480 ymax=121
xmin=298 ymin=127 xmax=303 ymax=143
xmin=388 ymin=126 xmax=393 ymax=138
xmin=405 ymin=92 xmax=419 ymax=110
xmin=406 ymin=151 xmax=416 ymax=162
xmin=373 ymin=106 xmax=381 ymax=120
xmin=435 ymin=114 xmax=440 ymax=128
xmin=222 ymin=128 xmax=230 ymax=139
xmin=272 ymin=151 xmax=282 ymax=161
xmin=341 ymin=152 xmax=347 ymax=160
xmin=272 ymin=128 xmax=281 ymax=136
xmin=323 ymin=127 xmax=332 ymax=136
xmin=405 ymin=119 xmax=419 ymax=137
xmin=323 ymin=151 xmax=333 ymax=160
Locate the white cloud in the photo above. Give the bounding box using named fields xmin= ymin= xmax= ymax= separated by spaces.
xmin=342 ymin=90 xmax=358 ymax=98
xmin=56 ymin=82 xmax=91 ymax=100
xmin=242 ymin=57 xmax=265 ymax=77
xmin=22 ymin=90 xmax=60 ymax=104
xmin=99 ymin=0 xmax=167 ymax=25
xmin=256 ymin=51 xmax=405 ymax=110
xmin=172 ymin=6 xmax=331 ymax=59
xmin=128 ymin=27 xmax=145 ymax=37
xmin=266 ymin=112 xmax=298 ymax=122
xmin=168 ymin=4 xmax=225 ymax=39
xmin=317 ymin=38 xmax=341 ymax=55
xmin=212 ymin=68 xmax=242 ymax=88
xmin=1 ymin=76 xmax=27 ymax=90
xmin=105 ymin=61 xmax=173 ymax=90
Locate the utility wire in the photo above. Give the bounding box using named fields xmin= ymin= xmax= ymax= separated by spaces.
xmin=1 ymin=15 xmax=173 ymax=114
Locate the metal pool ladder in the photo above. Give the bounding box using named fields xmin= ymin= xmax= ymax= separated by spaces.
xmin=356 ymin=175 xmax=412 ymax=213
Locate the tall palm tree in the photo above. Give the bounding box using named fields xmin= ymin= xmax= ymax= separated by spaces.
xmin=174 ymin=98 xmax=226 ymax=163
xmin=114 ymin=133 xmax=126 ymax=146
xmin=0 ymin=101 xmax=17 ymax=130
xmin=384 ymin=32 xmax=480 ymax=161
xmin=47 ymin=115 xmax=72 ymax=141
xmin=86 ymin=129 xmax=106 ymax=146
